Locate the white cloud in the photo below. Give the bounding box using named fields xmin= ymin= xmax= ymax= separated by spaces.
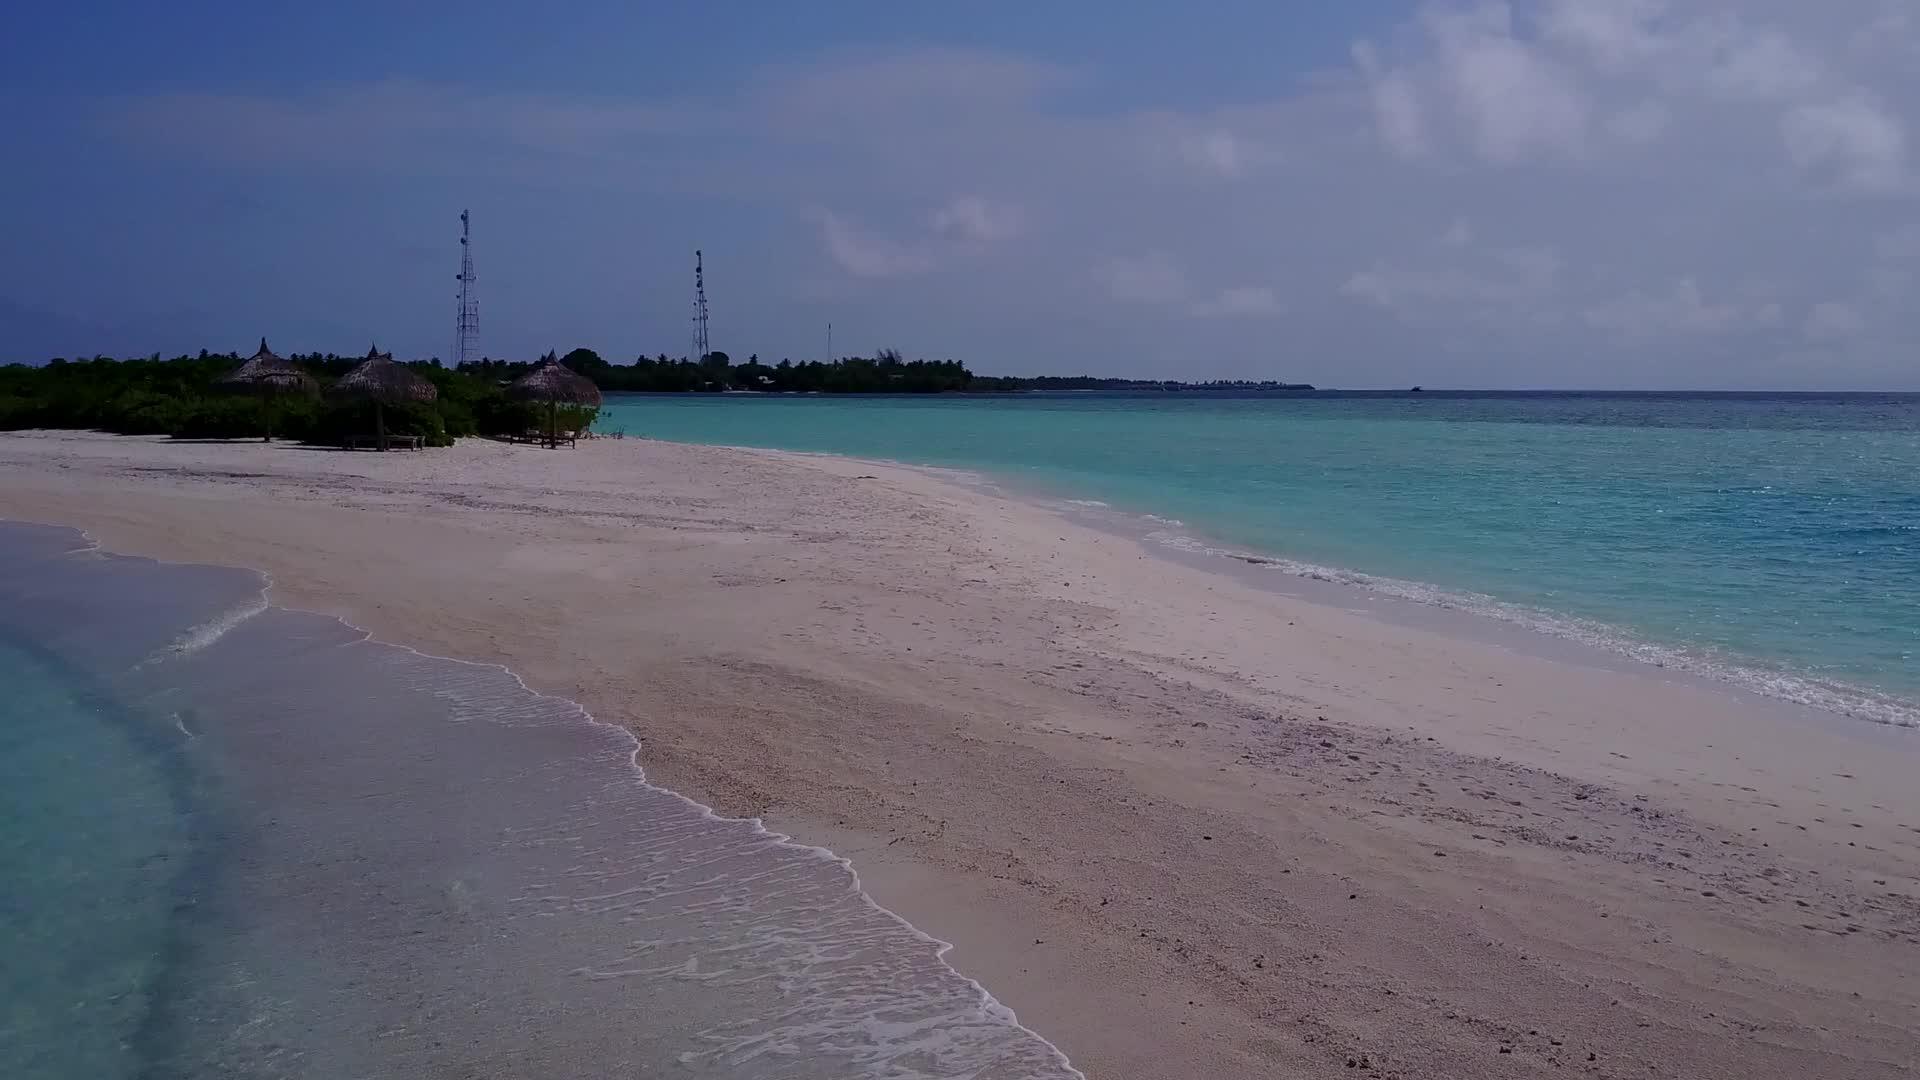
xmin=1877 ymin=223 xmax=1920 ymax=259
xmin=1782 ymin=97 xmax=1910 ymax=193
xmin=813 ymin=196 xmax=1019 ymax=279
xmin=1096 ymin=254 xmax=1188 ymax=304
xmin=1096 ymin=261 xmax=1281 ymax=320
xmin=1607 ymin=100 xmax=1670 ymax=144
xmin=1190 ymin=286 xmax=1282 ymax=318
xmin=930 ymin=196 xmax=1021 ymax=245
xmin=1867 ymin=264 xmax=1913 ymax=303
xmin=87 ymin=7 xmax=1920 ymax=387
xmin=813 ymin=210 xmax=934 ymax=279
xmin=1425 ymin=3 xmax=1591 ymax=163
xmin=1805 ymin=300 xmax=1868 ymax=340
xmin=759 ymin=49 xmax=1083 ymax=129
xmin=1344 ymin=244 xmax=1561 ymax=318
xmin=1854 ymin=4 xmax=1920 ymax=60
xmin=1356 ymin=0 xmax=1915 ymax=195
xmin=1540 ymin=0 xmax=1670 ymax=70
xmin=1186 ymin=130 xmax=1245 ymax=177
xmin=1701 ymin=27 xmax=1823 ymax=102
xmin=1582 ymin=278 xmax=1763 ymax=340
xmin=1354 ymin=42 xmax=1429 ymax=158
xmin=1543 ymin=1 xmax=1821 ymax=101
xmin=1138 ymin=112 xmax=1286 ymax=180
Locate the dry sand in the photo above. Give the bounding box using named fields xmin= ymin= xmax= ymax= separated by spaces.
xmin=2 ymin=429 xmax=1916 ymax=1079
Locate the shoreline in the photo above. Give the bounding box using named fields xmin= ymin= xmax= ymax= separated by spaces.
xmin=245 ymin=544 xmax=1085 ymax=1078
xmin=708 ymin=437 xmax=1920 ymax=732
xmin=1076 ymin=499 xmax=1920 ymax=734
xmin=3 ymin=430 xmax=1917 ymax=1078
xmin=272 ymin=546 xmax=1087 ymax=1078
xmin=3 ymin=520 xmax=1083 ymax=1077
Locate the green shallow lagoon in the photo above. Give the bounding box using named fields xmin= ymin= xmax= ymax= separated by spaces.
xmin=0 ymin=641 xmax=189 ymax=1080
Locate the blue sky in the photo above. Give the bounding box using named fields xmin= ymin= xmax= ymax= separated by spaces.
xmin=3 ymin=1 xmax=1917 ymax=388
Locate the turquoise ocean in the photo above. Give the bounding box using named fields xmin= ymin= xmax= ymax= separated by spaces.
xmin=599 ymin=391 xmax=1920 ymax=729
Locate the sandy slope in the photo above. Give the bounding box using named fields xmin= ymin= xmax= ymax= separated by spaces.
xmin=2 ymin=429 xmax=1916 ymax=1079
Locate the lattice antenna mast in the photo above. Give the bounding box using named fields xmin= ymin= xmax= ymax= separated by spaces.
xmin=692 ymin=249 xmax=711 ymax=362
xmin=454 ymin=209 xmax=479 ymax=366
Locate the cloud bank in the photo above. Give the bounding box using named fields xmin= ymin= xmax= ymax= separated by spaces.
xmin=51 ymin=3 xmax=1920 ymax=386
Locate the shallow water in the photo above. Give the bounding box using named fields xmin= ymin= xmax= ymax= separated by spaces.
xmin=598 ymin=391 xmax=1920 ymax=728
xmin=0 ymin=640 xmax=188 ymax=1079
xmin=0 ymin=521 xmax=1079 ymax=1079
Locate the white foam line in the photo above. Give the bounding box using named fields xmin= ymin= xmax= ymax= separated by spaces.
xmin=44 ymin=520 xmax=1086 ymax=1079
xmin=19 ymin=521 xmax=266 ymax=669
xmin=1143 ymin=527 xmax=1920 ymax=730
xmin=355 ymin=635 xmax=1086 ymax=1078
xmin=141 ymin=595 xmax=270 ymax=667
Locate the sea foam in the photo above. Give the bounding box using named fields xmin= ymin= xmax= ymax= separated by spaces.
xmin=1143 ymin=525 xmax=1919 ymax=730
xmin=2 ymin=520 xmax=1083 ymax=1079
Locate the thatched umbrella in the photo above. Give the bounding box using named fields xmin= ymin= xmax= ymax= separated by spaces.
xmin=216 ymin=339 xmax=318 ymax=441
xmin=328 ymin=345 xmax=438 ymax=451
xmin=507 ymin=354 xmax=601 ymax=448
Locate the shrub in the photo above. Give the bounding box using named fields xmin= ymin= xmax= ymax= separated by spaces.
xmin=169 ymin=397 xmax=270 ymax=440
xmin=109 ymin=389 xmax=192 ymax=435
xmin=0 ymin=394 xmax=36 ymax=430
xmin=435 ymin=398 xmax=479 ymax=439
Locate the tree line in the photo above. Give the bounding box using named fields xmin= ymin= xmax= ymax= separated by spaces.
xmin=462 ymin=349 xmax=1313 ymax=394
xmin=460 ymin=348 xmax=980 ymax=394
xmin=1 ymin=345 xmax=1318 ymax=443
xmin=0 ymin=350 xmax=557 ymax=445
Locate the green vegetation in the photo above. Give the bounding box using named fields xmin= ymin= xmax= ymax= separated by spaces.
xmin=0 ymin=345 xmax=1316 ymax=444
xmin=0 ymin=352 xmax=584 ymax=445
xmin=463 ymin=348 xmax=1313 ymax=394
xmin=461 ymin=347 xmax=979 ymax=394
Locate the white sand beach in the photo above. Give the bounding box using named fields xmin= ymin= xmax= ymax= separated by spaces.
xmin=2 ymin=429 xmax=1915 ymax=1079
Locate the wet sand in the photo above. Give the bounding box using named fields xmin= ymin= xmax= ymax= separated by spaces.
xmin=3 ymin=429 xmax=1917 ymax=1079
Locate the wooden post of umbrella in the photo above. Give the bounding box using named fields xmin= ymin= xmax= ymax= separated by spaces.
xmin=215 ymin=338 xmax=319 ymax=441
xmin=508 ymin=353 xmax=602 ymax=449
xmin=327 ymin=345 xmax=438 ymax=451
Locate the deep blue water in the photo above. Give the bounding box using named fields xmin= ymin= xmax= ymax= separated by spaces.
xmin=598 ymin=391 xmax=1920 ymax=727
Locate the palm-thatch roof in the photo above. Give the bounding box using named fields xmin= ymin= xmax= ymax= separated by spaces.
xmin=328 ymin=345 xmax=438 ymax=405
xmin=508 ymin=357 xmax=602 ymax=406
xmin=217 ymin=338 xmax=318 ymax=396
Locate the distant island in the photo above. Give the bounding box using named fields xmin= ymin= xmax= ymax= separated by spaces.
xmin=472 ymin=348 xmax=1313 ymax=395
xmin=0 ymin=345 xmax=1314 ymax=444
